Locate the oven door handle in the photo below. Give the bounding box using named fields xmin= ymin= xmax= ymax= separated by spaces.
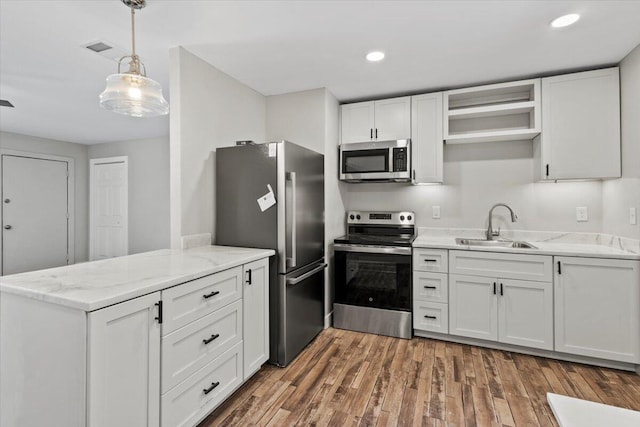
xmin=333 ymin=244 xmax=412 ymax=256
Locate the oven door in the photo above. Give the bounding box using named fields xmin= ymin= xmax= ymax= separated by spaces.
xmin=334 ymin=244 xmax=412 ymax=311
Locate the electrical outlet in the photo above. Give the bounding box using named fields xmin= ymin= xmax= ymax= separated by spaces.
xmin=432 ymin=206 xmax=441 ymax=219
xmin=576 ymin=207 xmax=588 ymax=222
xmin=631 ymin=208 xmax=637 ymax=225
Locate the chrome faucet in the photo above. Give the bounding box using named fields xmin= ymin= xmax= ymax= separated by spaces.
xmin=486 ymin=203 xmax=518 ymax=240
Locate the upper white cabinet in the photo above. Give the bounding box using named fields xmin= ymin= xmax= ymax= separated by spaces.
xmin=554 ymin=256 xmax=639 ymax=363
xmin=411 ymin=92 xmax=443 ymax=183
xmin=340 ymin=96 xmax=411 ymax=144
xmin=536 ymin=67 xmax=621 ymax=180
xmin=444 ymin=79 xmax=541 ymax=144
xmin=242 ymin=258 xmax=270 ymax=380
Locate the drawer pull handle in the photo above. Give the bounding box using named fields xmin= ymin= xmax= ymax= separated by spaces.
xmin=203 ymin=290 xmax=220 ymax=299
xmin=423 ymin=286 xmax=437 ymax=289
xmin=424 ymin=315 xmax=437 ymax=319
xmin=203 ymin=381 xmax=220 ymax=395
xmin=203 ymin=334 xmax=220 ymax=345
xmin=423 ymin=259 xmax=437 ymax=262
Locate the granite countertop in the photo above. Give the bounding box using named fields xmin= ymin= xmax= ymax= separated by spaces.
xmin=0 ymin=245 xmax=275 ymax=312
xmin=413 ymin=228 xmax=640 ymax=260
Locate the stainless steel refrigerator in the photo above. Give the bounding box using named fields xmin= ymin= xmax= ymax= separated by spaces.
xmin=216 ymin=141 xmax=325 ymax=367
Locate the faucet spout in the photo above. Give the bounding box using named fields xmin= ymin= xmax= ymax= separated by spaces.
xmin=486 ymin=203 xmax=518 ymax=240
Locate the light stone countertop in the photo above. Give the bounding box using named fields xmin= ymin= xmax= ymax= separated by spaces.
xmin=0 ymin=245 xmax=275 ymax=312
xmin=413 ymin=228 xmax=640 ymax=260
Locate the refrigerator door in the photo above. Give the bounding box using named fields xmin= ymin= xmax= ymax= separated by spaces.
xmin=277 ymin=141 xmax=325 ymax=274
xmin=216 ymin=144 xmax=278 ymax=250
xmin=276 ymin=262 xmax=327 ymax=366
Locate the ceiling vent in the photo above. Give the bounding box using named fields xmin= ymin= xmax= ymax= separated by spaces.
xmin=82 ymin=40 xmax=128 ymax=63
xmin=0 ymin=100 xmax=15 ymax=108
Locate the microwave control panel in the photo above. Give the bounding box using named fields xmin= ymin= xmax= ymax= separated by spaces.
xmin=392 ymin=147 xmax=408 ymax=172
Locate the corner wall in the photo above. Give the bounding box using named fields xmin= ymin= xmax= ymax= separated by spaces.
xmin=603 ymin=43 xmax=640 ymax=240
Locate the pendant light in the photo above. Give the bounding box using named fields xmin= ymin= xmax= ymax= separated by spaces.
xmin=99 ymin=0 xmax=169 ymax=117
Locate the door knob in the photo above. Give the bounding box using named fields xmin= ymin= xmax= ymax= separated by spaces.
xmin=3 ymin=199 xmax=9 ymax=203
xmin=4 ymin=225 xmax=12 ymax=230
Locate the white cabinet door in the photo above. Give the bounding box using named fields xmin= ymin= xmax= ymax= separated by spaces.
xmin=411 ymin=93 xmax=443 ymax=183
xmin=554 ymin=257 xmax=640 ymax=363
xmin=540 ymin=67 xmax=620 ymax=180
xmin=340 ymin=101 xmax=375 ymax=144
xmin=373 ymin=96 xmax=411 ymax=141
xmin=449 ymin=274 xmax=498 ymax=341
xmin=498 ymin=279 xmax=553 ymax=350
xmin=87 ymin=292 xmax=161 ymax=427
xmin=243 ymin=258 xmax=270 ymax=380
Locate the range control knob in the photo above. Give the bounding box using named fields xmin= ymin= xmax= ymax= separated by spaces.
xmin=407 ymin=215 xmax=412 ymax=221
xmin=356 ymin=214 xmax=361 ymax=220
xmin=349 ymin=214 xmax=355 ymax=220
xmin=400 ymin=215 xmax=405 ymax=221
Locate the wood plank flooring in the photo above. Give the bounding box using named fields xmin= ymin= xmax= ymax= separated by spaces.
xmin=199 ymin=328 xmax=640 ymax=426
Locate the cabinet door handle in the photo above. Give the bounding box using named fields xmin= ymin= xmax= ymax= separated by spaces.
xmin=424 ymin=315 xmax=437 ymax=319
xmin=203 ymin=333 xmax=220 ymax=345
xmin=203 ymin=381 xmax=220 ymax=395
xmin=375 ymin=128 xmax=378 ymax=139
xmin=557 ymin=261 xmax=562 ymax=275
xmin=493 ymin=282 xmax=496 ymax=295
xmin=423 ymin=285 xmax=437 ymax=289
xmin=246 ymin=269 xmax=252 ymax=285
xmin=154 ymin=301 xmax=163 ymax=324
xmin=203 ymin=290 xmax=220 ymax=299
xmin=546 ymin=164 xmax=550 ymax=177
xmin=370 ymin=128 xmax=373 ymax=139
xmin=500 ymin=283 xmax=504 ymax=296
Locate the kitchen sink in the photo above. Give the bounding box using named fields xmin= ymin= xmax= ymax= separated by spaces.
xmin=455 ymin=238 xmax=537 ymax=249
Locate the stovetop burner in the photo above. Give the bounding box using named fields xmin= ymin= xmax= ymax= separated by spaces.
xmin=334 ymin=210 xmax=416 ymax=247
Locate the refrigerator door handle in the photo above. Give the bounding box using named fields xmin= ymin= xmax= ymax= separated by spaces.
xmin=286 ymin=263 xmax=327 ymax=285
xmin=286 ymin=171 xmax=297 ymax=269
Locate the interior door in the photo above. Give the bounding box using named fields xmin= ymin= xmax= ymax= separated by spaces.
xmin=2 ymin=154 xmax=69 ymax=275
xmin=90 ymin=157 xmax=128 ymax=260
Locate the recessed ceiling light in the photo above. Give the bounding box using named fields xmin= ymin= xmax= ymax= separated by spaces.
xmin=366 ymin=51 xmax=385 ymax=62
xmin=551 ymin=13 xmax=580 ymax=28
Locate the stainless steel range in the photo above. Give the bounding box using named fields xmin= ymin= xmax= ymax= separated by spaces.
xmin=333 ymin=211 xmax=416 ymax=339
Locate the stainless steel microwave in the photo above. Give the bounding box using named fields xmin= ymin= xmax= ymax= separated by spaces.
xmin=339 ymin=139 xmax=411 ymax=182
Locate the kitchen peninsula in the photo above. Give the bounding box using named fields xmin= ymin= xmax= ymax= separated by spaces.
xmin=0 ymin=245 xmax=274 ymax=427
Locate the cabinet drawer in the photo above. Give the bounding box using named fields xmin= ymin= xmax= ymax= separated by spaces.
xmin=450 ymin=250 xmax=552 ymax=282
xmin=162 ymin=300 xmax=242 ymax=393
xmin=161 ymin=341 xmax=243 ymax=427
xmin=414 ymin=301 xmax=448 ymax=334
xmin=162 ymin=266 xmax=243 ymax=334
xmin=413 ymin=271 xmax=448 ymax=303
xmin=413 ymin=248 xmax=448 ymax=273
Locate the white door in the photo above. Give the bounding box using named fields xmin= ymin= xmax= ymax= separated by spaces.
xmin=243 ymin=258 xmax=269 ymax=380
xmin=87 ymin=292 xmax=161 ymax=427
xmin=340 ymin=101 xmax=375 ymax=143
xmin=1 ymin=154 xmax=69 ymax=275
xmin=449 ymin=274 xmax=498 ymax=341
xmin=90 ymin=157 xmax=128 ymax=260
xmin=554 ymin=256 xmax=640 ymax=363
xmin=373 ymin=96 xmax=411 ymax=141
xmin=498 ymin=278 xmax=553 ymax=350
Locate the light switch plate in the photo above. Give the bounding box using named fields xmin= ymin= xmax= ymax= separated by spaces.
xmin=576 ymin=207 xmax=588 ymax=222
xmin=432 ymin=206 xmax=441 ymax=219
xmin=631 ymin=207 xmax=637 ymax=225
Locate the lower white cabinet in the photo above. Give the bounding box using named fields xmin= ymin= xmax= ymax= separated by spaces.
xmin=243 ymin=258 xmax=270 ymax=380
xmin=449 ymin=274 xmax=553 ymax=350
xmin=87 ymin=292 xmax=161 ymax=427
xmin=554 ymin=256 xmax=640 ymax=363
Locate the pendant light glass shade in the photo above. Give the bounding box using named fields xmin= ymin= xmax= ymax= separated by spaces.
xmin=99 ymin=73 xmax=169 ymax=117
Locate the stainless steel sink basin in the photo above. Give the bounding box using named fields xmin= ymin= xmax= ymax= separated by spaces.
xmin=455 ymin=238 xmax=537 ymax=249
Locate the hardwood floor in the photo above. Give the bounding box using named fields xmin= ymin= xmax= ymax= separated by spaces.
xmin=200 ymin=328 xmax=640 ymax=426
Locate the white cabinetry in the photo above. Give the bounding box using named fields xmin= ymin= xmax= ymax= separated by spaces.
xmin=340 ymin=96 xmax=411 ymax=144
xmin=554 ymin=256 xmax=639 ymax=363
xmin=411 ymin=92 xmax=443 ymax=183
xmin=87 ymin=292 xmax=161 ymax=427
xmin=242 ymin=258 xmax=270 ymax=380
xmin=449 ymin=251 xmax=553 ymax=350
xmin=413 ymin=248 xmax=449 ymax=334
xmin=536 ymin=67 xmax=621 ymax=180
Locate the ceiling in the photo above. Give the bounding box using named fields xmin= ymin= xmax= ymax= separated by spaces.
xmin=1 ymin=1 xmax=639 ymax=145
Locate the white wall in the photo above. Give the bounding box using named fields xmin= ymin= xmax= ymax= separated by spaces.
xmin=88 ymin=136 xmax=170 ymax=254
xmin=345 ymin=140 xmax=604 ymax=233
xmin=169 ymin=47 xmax=266 ymax=247
xmin=0 ymin=131 xmax=89 ymax=262
xmin=603 ymin=44 xmax=640 ymax=240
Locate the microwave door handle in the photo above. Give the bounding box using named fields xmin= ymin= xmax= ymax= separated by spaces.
xmin=286 ymin=171 xmax=297 ymax=268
